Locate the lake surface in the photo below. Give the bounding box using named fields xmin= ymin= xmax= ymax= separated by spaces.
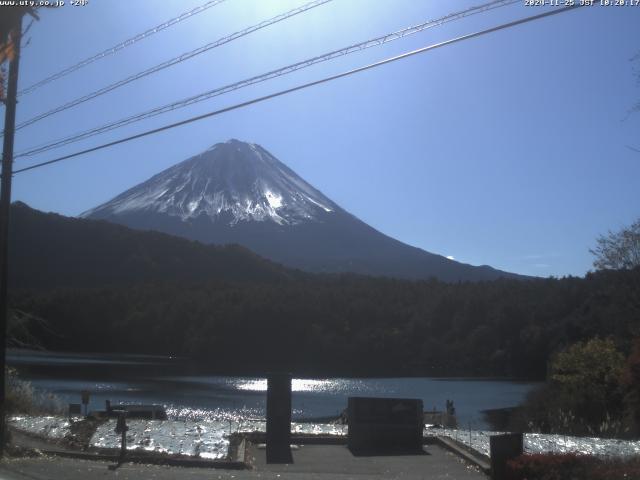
xmin=8 ymin=349 xmax=539 ymax=429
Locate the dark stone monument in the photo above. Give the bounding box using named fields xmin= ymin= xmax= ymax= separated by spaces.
xmin=347 ymin=397 xmax=424 ymax=454
xmin=490 ymin=433 xmax=523 ymax=480
xmin=266 ymin=372 xmax=293 ymax=464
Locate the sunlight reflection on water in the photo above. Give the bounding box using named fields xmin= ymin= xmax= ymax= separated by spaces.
xmin=233 ymin=378 xmax=357 ymax=393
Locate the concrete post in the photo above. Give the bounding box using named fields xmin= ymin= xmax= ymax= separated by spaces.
xmin=266 ymin=372 xmax=292 ymax=464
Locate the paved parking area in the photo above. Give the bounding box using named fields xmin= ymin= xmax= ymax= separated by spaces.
xmin=248 ymin=443 xmax=487 ymax=479
xmin=0 ymin=443 xmax=487 ymax=480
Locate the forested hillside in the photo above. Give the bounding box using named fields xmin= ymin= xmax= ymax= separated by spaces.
xmin=9 ymin=202 xmax=299 ymax=289
xmin=11 ymin=268 xmax=640 ymax=378
xmin=8 ymin=202 xmax=640 ymax=378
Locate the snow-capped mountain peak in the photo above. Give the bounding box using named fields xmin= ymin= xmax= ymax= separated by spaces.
xmin=82 ymin=139 xmax=523 ymax=282
xmin=82 ymin=139 xmax=336 ymax=226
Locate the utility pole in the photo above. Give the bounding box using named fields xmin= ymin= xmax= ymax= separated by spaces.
xmin=0 ymin=11 xmax=23 ymax=455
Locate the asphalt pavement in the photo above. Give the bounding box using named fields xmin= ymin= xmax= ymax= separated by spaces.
xmin=0 ymin=444 xmax=487 ymax=480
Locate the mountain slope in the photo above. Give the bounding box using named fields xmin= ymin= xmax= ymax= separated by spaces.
xmin=83 ymin=139 xmax=522 ymax=282
xmin=82 ymin=140 xmax=336 ymax=226
xmin=8 ymin=202 xmax=298 ymax=290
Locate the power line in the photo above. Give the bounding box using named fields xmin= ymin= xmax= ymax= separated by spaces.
xmin=15 ymin=0 xmax=519 ymax=159
xmin=17 ymin=0 xmax=229 ymax=96
xmin=12 ymin=0 xmax=333 ymax=133
xmin=11 ymin=4 xmax=583 ymax=176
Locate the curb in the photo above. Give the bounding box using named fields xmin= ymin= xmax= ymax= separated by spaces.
xmin=35 ymin=448 xmax=248 ymax=469
xmin=433 ymin=436 xmax=491 ymax=473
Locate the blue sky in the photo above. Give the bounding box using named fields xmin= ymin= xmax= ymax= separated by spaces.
xmin=5 ymin=0 xmax=640 ymax=277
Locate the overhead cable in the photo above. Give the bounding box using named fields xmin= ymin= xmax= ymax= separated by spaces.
xmin=15 ymin=0 xmax=518 ymax=159
xmin=13 ymin=0 xmax=333 ymax=132
xmin=11 ymin=5 xmax=583 ymax=176
xmin=18 ymin=0 xmax=229 ymax=96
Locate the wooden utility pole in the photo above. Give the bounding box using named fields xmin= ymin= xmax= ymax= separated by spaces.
xmin=0 ymin=12 xmax=23 ymax=455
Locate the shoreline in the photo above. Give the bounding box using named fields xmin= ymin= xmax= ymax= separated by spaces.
xmin=9 ymin=414 xmax=640 ymax=463
xmin=6 ymin=348 xmax=544 ymax=382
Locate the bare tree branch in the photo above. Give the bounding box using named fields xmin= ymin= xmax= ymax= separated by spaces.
xmin=590 ymin=219 xmax=640 ymax=270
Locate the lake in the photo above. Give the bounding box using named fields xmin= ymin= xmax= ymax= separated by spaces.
xmin=7 ymin=349 xmax=539 ymax=430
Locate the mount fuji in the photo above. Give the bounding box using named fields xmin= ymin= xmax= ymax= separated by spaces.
xmin=82 ymin=139 xmax=520 ymax=281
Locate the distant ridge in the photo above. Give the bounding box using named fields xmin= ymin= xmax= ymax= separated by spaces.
xmin=83 ymin=139 xmax=524 ymax=282
xmin=9 ymin=201 xmax=297 ymax=290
